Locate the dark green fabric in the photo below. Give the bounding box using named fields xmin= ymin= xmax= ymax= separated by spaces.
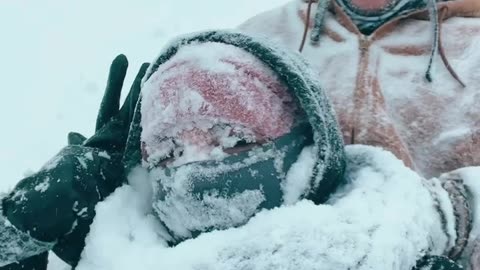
xmin=68 ymin=132 xmax=87 ymax=146
xmin=413 ymin=255 xmax=464 ymax=270
xmin=124 ymin=31 xmax=346 ymax=205
xmin=155 ymin=123 xmax=313 ymax=241
xmin=1 ymin=55 xmax=149 ymax=266
xmin=185 ymin=123 xmax=312 ymax=209
xmin=1 ymin=252 xmax=48 ymax=270
xmin=94 ymin=54 xmax=128 ymax=132
xmin=85 ymin=57 xmax=149 ymax=153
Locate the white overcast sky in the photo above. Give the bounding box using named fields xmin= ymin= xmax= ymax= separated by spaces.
xmin=0 ymin=0 xmax=291 ymax=190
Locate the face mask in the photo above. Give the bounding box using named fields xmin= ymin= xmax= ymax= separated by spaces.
xmin=149 ymin=123 xmax=312 ymax=243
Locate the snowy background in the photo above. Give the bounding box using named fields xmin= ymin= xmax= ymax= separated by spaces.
xmin=0 ymin=0 xmax=289 ymax=268
xmin=0 ymin=0 xmax=291 ymax=189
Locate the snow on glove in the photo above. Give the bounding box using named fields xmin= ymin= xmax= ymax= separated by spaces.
xmin=1 ymin=55 xmax=149 ymax=266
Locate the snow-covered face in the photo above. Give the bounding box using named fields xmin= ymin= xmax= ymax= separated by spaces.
xmin=140 ymin=42 xmax=304 ymax=242
xmin=140 ymin=42 xmax=297 ymax=169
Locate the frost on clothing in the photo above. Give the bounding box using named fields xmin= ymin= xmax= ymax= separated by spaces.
xmin=124 ymin=31 xmax=347 ymax=242
xmin=149 ymin=161 xmax=266 ymax=240
xmin=238 ymin=0 xmax=480 ymax=178
xmin=120 ymin=30 xmax=346 ymax=206
xmin=140 ymin=42 xmax=297 ymax=167
xmin=77 ymin=146 xmax=459 ymax=270
xmin=0 ymin=197 xmax=54 ymax=267
xmin=137 ymin=32 xmax=343 ymax=240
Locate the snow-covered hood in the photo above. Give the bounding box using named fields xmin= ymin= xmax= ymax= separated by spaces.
xmin=121 ymin=30 xmax=346 ymax=240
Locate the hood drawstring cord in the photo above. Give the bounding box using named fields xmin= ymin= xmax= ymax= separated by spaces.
xmin=437 ymin=5 xmax=467 ymax=87
xmin=299 ymin=0 xmax=466 ymax=87
xmin=427 ymin=0 xmax=466 ymax=87
xmin=311 ymin=0 xmax=332 ymax=43
xmin=425 ymin=0 xmax=440 ymax=82
xmin=299 ymin=0 xmax=316 ymax=52
xmin=299 ymin=0 xmax=331 ymax=52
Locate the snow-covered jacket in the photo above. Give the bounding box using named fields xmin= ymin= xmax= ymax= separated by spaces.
xmin=239 ymin=0 xmax=480 ymax=178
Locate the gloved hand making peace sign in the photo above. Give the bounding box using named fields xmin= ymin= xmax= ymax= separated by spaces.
xmin=0 ymin=55 xmax=149 ymax=269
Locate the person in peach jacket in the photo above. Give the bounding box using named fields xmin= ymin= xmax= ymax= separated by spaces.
xmin=237 ymin=0 xmax=480 ymax=269
xmin=239 ymin=0 xmax=480 ymax=178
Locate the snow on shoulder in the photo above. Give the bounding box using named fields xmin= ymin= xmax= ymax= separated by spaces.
xmin=77 ymin=145 xmax=450 ymax=270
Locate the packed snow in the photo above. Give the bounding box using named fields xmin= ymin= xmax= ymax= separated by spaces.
xmin=76 ymin=145 xmax=480 ymax=270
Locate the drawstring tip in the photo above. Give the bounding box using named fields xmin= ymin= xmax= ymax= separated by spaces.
xmin=425 ymin=71 xmax=433 ymax=83
xmin=310 ymin=0 xmax=331 ymax=45
xmin=310 ymin=32 xmax=321 ymax=44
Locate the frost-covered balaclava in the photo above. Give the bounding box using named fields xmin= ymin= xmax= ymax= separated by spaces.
xmin=123 ymin=31 xmax=346 ymax=244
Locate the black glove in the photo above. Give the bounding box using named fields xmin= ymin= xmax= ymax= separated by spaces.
xmin=76 ymin=54 xmax=149 ymax=153
xmin=2 ymin=55 xmax=149 ymax=267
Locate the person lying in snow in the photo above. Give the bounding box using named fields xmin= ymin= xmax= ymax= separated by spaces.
xmin=0 ymin=0 xmax=479 ymax=268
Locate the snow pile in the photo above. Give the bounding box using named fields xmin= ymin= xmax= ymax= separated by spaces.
xmin=282 ymin=146 xmax=316 ymax=204
xmin=77 ymin=145 xmax=451 ymax=270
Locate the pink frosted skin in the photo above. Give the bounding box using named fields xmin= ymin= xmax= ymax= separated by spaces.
xmin=350 ymin=0 xmax=393 ymax=10
xmin=141 ymin=44 xmax=297 ymax=161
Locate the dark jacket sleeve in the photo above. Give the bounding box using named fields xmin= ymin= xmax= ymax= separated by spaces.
xmin=2 ymin=145 xmax=125 ymax=265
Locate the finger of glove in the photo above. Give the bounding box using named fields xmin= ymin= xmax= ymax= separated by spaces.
xmin=95 ymin=54 xmax=129 ymax=131
xmin=120 ymin=62 xmax=149 ymax=123
xmin=67 ymin=132 xmax=87 ymax=145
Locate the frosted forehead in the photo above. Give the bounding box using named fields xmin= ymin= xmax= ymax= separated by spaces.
xmin=140 ymin=42 xmax=297 ymax=143
xmin=138 ymin=42 xmax=301 ymax=167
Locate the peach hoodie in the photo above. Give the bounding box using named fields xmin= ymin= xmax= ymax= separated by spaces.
xmin=239 ymin=0 xmax=480 ymax=178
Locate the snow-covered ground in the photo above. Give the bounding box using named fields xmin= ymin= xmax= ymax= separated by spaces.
xmin=74 ymin=146 xmax=448 ymax=270
xmin=78 ymin=146 xmax=480 ymax=270
xmin=0 ymin=1 xmax=289 ymax=268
